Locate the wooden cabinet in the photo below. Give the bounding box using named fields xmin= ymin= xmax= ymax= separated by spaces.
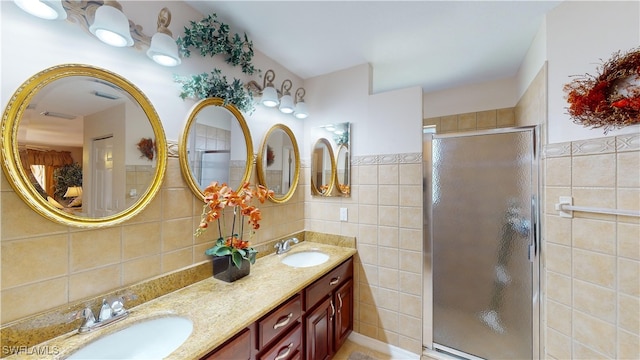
xmin=201 ymin=257 xmax=353 ymax=360
xmin=202 ymin=327 xmax=251 ymax=360
xmin=304 ymin=259 xmax=354 ymax=360
xmin=334 ymin=279 xmax=353 ymax=350
xmin=305 ymin=297 xmax=334 ymax=360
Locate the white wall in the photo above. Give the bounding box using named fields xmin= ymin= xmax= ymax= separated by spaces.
xmin=304 ymin=64 xmax=423 ymax=157
xmin=546 ymin=1 xmax=640 ymax=144
xmin=423 ymin=76 xmax=518 ymax=119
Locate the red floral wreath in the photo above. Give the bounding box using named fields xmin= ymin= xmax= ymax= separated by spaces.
xmin=564 ymin=47 xmax=640 ymax=133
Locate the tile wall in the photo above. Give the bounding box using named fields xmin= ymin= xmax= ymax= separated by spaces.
xmin=303 ymin=154 xmax=425 ymax=354
xmin=0 ymin=149 xmax=305 ymax=324
xmin=423 ymin=108 xmax=516 ymax=133
xmin=543 ymin=134 xmax=640 ymax=359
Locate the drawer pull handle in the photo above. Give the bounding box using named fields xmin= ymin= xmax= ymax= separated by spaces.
xmin=273 ymin=313 xmax=293 ymax=330
xmin=337 ymin=293 xmax=343 ymax=311
xmin=329 ymin=276 xmax=341 ymax=286
xmin=330 ymin=300 xmax=335 ymax=319
xmin=275 ymin=343 xmax=293 ymax=360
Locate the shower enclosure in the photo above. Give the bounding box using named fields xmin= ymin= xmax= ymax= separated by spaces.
xmin=423 ymin=126 xmax=540 ymax=359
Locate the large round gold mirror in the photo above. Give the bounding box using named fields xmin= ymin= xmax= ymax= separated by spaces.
xmin=256 ymin=124 xmax=300 ymax=203
xmin=179 ymin=98 xmax=253 ymax=200
xmin=0 ymin=64 xmax=167 ymax=228
xmin=310 ymin=138 xmax=336 ymax=196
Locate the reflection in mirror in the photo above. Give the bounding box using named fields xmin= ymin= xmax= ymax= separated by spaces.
xmin=179 ymin=98 xmax=253 ymax=200
xmin=310 ymin=138 xmax=335 ymax=196
xmin=0 ymin=64 xmax=167 ymax=227
xmin=335 ymin=144 xmax=350 ymax=195
xmin=310 ymin=122 xmax=350 ymax=197
xmin=257 ymin=124 xmax=300 ymax=203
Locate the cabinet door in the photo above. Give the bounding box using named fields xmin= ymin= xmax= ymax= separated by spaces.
xmin=334 ymin=279 xmax=353 ymax=351
xmin=305 ymin=297 xmax=334 ymax=360
xmin=202 ymin=328 xmax=251 ymax=360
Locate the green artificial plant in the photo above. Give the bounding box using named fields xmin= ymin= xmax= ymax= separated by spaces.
xmin=174 ymin=69 xmax=254 ymax=114
xmin=176 ymin=14 xmax=256 ymax=75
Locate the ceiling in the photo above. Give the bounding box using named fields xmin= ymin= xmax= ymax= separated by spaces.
xmin=184 ymin=1 xmax=562 ymax=94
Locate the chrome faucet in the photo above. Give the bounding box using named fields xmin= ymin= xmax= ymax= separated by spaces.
xmin=274 ymin=237 xmax=299 ymax=255
xmin=73 ymin=294 xmax=137 ymax=333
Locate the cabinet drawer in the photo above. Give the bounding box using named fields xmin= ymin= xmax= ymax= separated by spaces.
xmin=305 ymin=258 xmax=353 ymax=311
xmin=259 ymin=294 xmax=302 ymax=349
xmin=259 ymin=323 xmax=302 ymax=360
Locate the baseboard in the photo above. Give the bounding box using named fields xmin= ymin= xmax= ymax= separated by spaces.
xmin=347 ymin=332 xmax=421 ymax=359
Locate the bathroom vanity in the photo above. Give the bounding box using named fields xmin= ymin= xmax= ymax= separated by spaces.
xmin=8 ymin=241 xmax=356 ymax=360
xmin=205 ymin=256 xmax=353 ymax=359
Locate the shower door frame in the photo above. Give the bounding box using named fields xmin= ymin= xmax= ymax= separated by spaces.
xmin=422 ymin=125 xmax=541 ymax=359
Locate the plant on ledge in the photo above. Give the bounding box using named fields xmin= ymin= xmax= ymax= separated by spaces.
xmin=196 ymin=181 xmax=273 ymax=269
xmin=174 ymin=69 xmax=255 ymax=114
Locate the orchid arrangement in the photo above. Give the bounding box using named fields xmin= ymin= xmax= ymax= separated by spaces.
xmin=196 ymin=182 xmax=273 ymax=268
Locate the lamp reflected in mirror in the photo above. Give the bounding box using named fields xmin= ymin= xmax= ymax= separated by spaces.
xmin=64 ymin=186 xmax=83 ymax=207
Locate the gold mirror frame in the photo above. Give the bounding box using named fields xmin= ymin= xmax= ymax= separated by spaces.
xmin=310 ymin=138 xmax=336 ymax=196
xmin=256 ymin=124 xmax=300 ymax=203
xmin=335 ymin=143 xmax=350 ymax=196
xmin=179 ymin=98 xmax=253 ymax=201
xmin=0 ymin=64 xmax=167 ymax=228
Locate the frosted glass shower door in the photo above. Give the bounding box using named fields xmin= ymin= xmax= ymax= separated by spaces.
xmin=431 ymin=127 xmax=538 ymax=359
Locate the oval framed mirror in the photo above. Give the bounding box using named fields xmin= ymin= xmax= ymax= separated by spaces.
xmin=256 ymin=124 xmax=300 ymax=203
xmin=179 ymin=98 xmax=253 ymax=200
xmin=310 ymin=138 xmax=336 ymax=196
xmin=335 ymin=144 xmax=350 ymax=196
xmin=0 ymin=64 xmax=167 ymax=228
xmin=310 ymin=122 xmax=350 ymax=197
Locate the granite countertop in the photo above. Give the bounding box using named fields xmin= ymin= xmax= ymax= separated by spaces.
xmin=21 ymin=241 xmax=356 ymax=360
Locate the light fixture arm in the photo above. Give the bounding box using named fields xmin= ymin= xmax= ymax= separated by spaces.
xmin=156 ymin=7 xmax=172 ymax=36
xmin=295 ymin=88 xmax=306 ymax=103
xmin=263 ymin=69 xmax=276 ymax=90
xmin=280 ymin=79 xmax=292 ymax=96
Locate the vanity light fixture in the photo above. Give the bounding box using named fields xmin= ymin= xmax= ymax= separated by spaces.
xmin=89 ymin=1 xmax=134 ymax=47
xmin=246 ymin=69 xmax=310 ymax=118
xmin=293 ymin=88 xmax=308 ymax=119
xmin=13 ymin=0 xmax=67 ymax=20
xmin=278 ymin=80 xmax=294 ymax=114
xmin=146 ymin=7 xmax=181 ymax=67
xmin=260 ymin=70 xmax=279 ymax=107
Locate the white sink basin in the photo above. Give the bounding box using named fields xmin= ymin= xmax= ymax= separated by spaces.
xmin=281 ymin=250 xmax=329 ymax=268
xmin=67 ymin=315 xmax=192 ymax=359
